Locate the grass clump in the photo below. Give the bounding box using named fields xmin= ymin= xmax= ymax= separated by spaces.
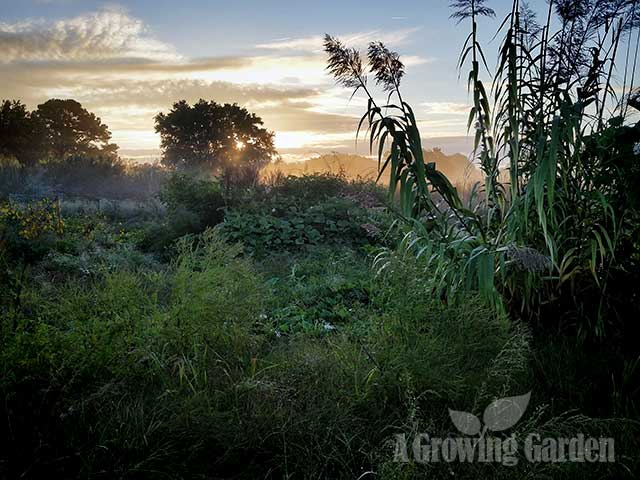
xmin=0 ymin=230 xmax=266 ymax=478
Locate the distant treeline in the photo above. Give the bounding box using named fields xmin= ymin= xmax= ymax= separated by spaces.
xmin=0 ymin=98 xmax=283 ymax=198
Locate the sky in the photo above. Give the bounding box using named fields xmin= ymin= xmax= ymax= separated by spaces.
xmin=1 ymin=0 xmax=629 ymax=162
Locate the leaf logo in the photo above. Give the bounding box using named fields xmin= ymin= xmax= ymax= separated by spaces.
xmin=448 ymin=409 xmax=482 ymax=435
xmin=483 ymin=392 xmax=531 ymax=432
xmin=449 ymin=391 xmax=531 ymax=435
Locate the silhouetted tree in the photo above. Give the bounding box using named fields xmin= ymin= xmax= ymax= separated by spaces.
xmin=154 ymin=100 xmax=276 ymax=182
xmin=33 ymin=99 xmax=117 ymax=160
xmin=0 ymin=100 xmax=42 ymax=166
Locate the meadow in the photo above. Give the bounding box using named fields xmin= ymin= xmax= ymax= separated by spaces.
xmin=0 ymin=165 xmax=638 ymax=479
xmin=1 ymin=0 xmax=640 ymax=478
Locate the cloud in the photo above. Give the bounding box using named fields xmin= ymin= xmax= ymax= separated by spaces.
xmin=0 ymin=67 xmax=361 ymax=146
xmin=86 ymin=80 xmax=359 ymax=134
xmin=2 ymin=53 xmax=339 ymax=87
xmin=421 ymin=102 xmax=470 ymax=115
xmin=256 ymin=27 xmax=421 ymax=52
xmin=79 ymin=80 xmax=319 ymax=109
xmin=0 ymin=7 xmax=177 ymax=62
xmin=0 ymin=8 xmax=441 ymax=153
xmin=3 ymin=56 xmax=254 ymax=77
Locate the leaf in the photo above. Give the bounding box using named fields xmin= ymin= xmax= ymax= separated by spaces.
xmin=482 ymin=392 xmax=531 ymax=432
xmin=448 ymin=409 xmax=482 ymax=435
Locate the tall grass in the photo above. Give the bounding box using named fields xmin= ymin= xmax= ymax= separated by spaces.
xmin=1 ymin=229 xmax=542 ymax=478
xmin=325 ymin=0 xmax=640 ymax=339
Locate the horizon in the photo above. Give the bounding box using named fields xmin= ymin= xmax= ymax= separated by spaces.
xmin=1 ymin=0 xmax=554 ymax=160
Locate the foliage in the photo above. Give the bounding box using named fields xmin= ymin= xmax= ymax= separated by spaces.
xmin=218 ymin=196 xmax=382 ymax=254
xmin=135 ymin=173 xmax=227 ymax=255
xmin=0 ymin=199 xmax=63 ymax=261
xmin=0 ymin=3 xmax=639 ymax=477
xmin=34 ymin=99 xmax=118 ymax=160
xmin=325 ymin=36 xmax=467 ymax=221
xmin=155 ymin=100 xmax=276 ymax=181
xmin=0 ymin=227 xmax=561 ymax=479
xmin=1 ymin=98 xmax=118 ymax=167
xmin=265 ymin=171 xmax=387 ymax=207
xmin=141 ymin=173 xmax=385 ymax=257
xmin=160 ymin=172 xmax=227 ymax=227
xmin=0 ymin=100 xmax=41 ymax=167
xmin=325 ymin=0 xmax=640 ymax=340
xmin=0 ymin=190 xmax=637 ymax=478
xmin=0 ymin=199 xmax=64 ymax=317
xmin=259 ymin=245 xmax=372 ymax=335
xmin=0 ymin=156 xmax=24 ymax=199
xmin=0 ymin=230 xmax=266 ymax=477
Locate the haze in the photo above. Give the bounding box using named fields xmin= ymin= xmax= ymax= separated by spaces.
xmin=0 ymin=0 xmax=536 ymax=161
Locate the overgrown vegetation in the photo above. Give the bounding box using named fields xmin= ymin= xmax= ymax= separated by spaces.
xmin=325 ymin=0 xmax=640 ymax=337
xmin=1 ymin=0 xmax=639 ymax=478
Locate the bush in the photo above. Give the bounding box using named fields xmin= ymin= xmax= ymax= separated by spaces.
xmin=261 ymin=171 xmax=387 ymax=208
xmin=219 ymin=197 xmax=384 ymax=254
xmin=136 ymin=174 xmax=227 ymax=255
xmin=266 ymin=172 xmax=351 ymax=203
xmin=0 ymin=199 xmax=63 ymax=262
xmin=1 ymin=199 xmax=64 ymax=310
xmin=0 ymin=156 xmax=25 ymax=199
xmin=160 ymin=173 xmax=226 ymax=227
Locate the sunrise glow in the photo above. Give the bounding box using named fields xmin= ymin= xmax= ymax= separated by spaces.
xmin=0 ymin=1 xmax=486 ymax=160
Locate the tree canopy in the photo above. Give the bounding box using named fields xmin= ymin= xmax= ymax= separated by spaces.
xmin=0 ymin=98 xmax=117 ymax=166
xmin=154 ymin=100 xmax=276 ymax=176
xmin=34 ymin=99 xmax=117 ymax=160
xmin=0 ymin=100 xmax=41 ymax=166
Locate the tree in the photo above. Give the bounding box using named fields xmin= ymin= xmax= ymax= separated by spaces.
xmin=0 ymin=100 xmax=41 ymax=166
xmin=33 ymin=99 xmax=117 ymax=160
xmin=154 ymin=100 xmax=276 ymax=181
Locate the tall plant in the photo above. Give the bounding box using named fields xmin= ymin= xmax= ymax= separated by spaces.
xmin=325 ymin=0 xmax=640 ymax=337
xmin=324 ymin=36 xmax=467 ymax=222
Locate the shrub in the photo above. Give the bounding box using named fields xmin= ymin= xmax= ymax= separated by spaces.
xmin=0 ymin=200 xmax=64 ymax=261
xmin=136 ymin=174 xmax=227 ymax=255
xmin=160 ymin=173 xmax=226 ymax=227
xmin=0 ymin=156 xmax=25 ymax=199
xmin=219 ymin=197 xmax=382 ymax=254
xmin=1 ymin=199 xmax=64 ymax=310
xmin=262 ymin=171 xmax=387 ymax=209
xmin=266 ymin=171 xmax=351 ymax=204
